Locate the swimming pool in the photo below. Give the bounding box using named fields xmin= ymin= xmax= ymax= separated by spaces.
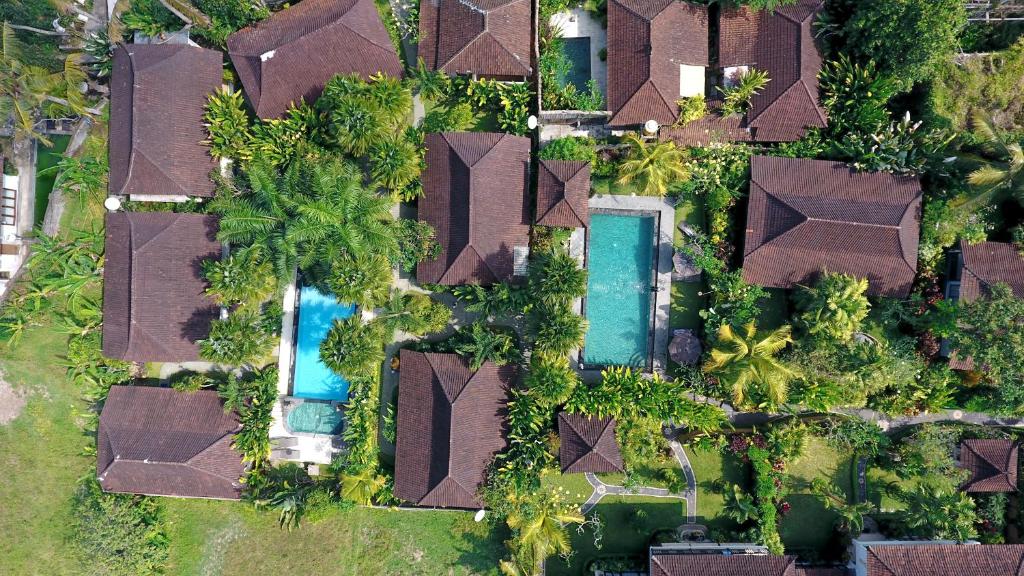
xmin=292 ymin=286 xmax=355 ymax=401
xmin=558 ymin=36 xmax=592 ymax=92
xmin=583 ymin=212 xmax=656 ymax=368
xmin=286 ymin=400 xmax=344 ymax=435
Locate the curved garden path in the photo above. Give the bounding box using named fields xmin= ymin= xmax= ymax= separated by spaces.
xmin=580 ymin=440 xmax=697 ymax=523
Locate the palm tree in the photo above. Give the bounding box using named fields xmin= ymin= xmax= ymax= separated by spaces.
xmin=531 ymin=305 xmax=588 ymax=359
xmin=528 ymin=252 xmax=587 ymax=307
xmin=811 ymin=478 xmax=871 ymax=534
xmin=366 ymin=73 xmax=413 ymax=127
xmin=615 ymin=134 xmax=689 ymax=197
xmin=339 ymin=468 xmax=386 ymax=505
xmin=722 ymin=483 xmax=757 ymax=524
xmin=378 ymin=291 xmax=451 ymax=336
xmin=525 ymin=356 xmax=579 ymax=407
xmin=453 ymin=322 xmax=520 ymax=370
xmin=703 ymin=322 xmax=795 ymax=409
xmin=320 ymin=316 xmax=386 ymax=380
xmin=199 ymin=313 xmax=273 ymax=366
xmin=203 ymin=245 xmax=277 ymax=310
xmin=331 ymin=97 xmax=386 ymax=156
xmin=369 ymin=134 xmax=421 ymax=193
xmin=796 ymin=272 xmax=870 ymax=342
xmin=218 ymin=374 xmax=247 ymax=415
xmin=892 ymin=480 xmax=977 ymax=541
xmin=327 ymin=253 xmax=392 ymax=310
xmin=409 ymin=57 xmax=449 ymax=101
xmin=257 ymin=480 xmax=309 ymax=531
xmin=506 ymin=489 xmax=585 ymax=573
xmin=964 ymin=110 xmax=1024 ymax=208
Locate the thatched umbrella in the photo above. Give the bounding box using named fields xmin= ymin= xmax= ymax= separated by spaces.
xmin=668 ymin=329 xmax=702 ymax=366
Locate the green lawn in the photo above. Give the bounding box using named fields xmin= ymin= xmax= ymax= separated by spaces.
xmin=865 ymin=465 xmax=909 ymax=513
xmin=34 ymin=134 xmax=71 ymax=226
xmin=684 ymin=445 xmax=747 ymax=533
xmin=779 ymin=437 xmax=855 ymax=557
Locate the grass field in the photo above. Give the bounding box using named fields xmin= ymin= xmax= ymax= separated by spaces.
xmin=779 ymin=436 xmax=855 ymax=556
xmin=33 ymin=134 xmax=71 ymax=226
xmin=684 ymin=444 xmax=746 ymax=533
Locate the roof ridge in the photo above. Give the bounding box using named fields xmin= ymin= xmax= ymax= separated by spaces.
xmin=867 ymin=547 xmax=899 ymax=576
xmin=186 ymin=430 xmax=244 ymax=483
xmin=617 ymin=0 xmax=671 ymax=21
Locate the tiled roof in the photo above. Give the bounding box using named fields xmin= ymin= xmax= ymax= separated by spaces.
xmin=102 ymin=212 xmax=221 ymax=362
xmin=718 ymin=0 xmax=826 ymax=142
xmin=742 ymin=156 xmax=922 ymax=297
xmin=960 ymin=439 xmax=1018 ymax=493
xmin=959 ymin=241 xmax=1024 ymax=303
xmin=418 ymin=0 xmax=531 ymax=78
xmin=109 ymin=44 xmax=221 ymax=198
xmin=650 ymin=552 xmax=800 ymax=576
xmin=417 ymin=132 xmax=531 ymax=285
xmin=558 ymin=412 xmax=623 ymax=473
xmin=607 ymin=0 xmax=709 ymax=127
xmin=97 ymin=386 xmax=245 ymax=499
xmin=394 ymin=350 xmax=514 ymax=509
xmin=227 ymin=0 xmax=403 ymax=118
xmin=865 ymin=543 xmax=1024 ymax=576
xmin=536 ymin=160 xmax=590 ymax=228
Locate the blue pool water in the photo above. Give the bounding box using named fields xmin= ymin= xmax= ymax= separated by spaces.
xmin=292 ymin=286 xmax=355 ymax=401
xmin=583 ymin=213 xmax=655 ymax=367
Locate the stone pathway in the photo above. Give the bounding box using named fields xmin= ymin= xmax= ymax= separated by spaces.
xmin=579 ymin=440 xmax=697 ymax=524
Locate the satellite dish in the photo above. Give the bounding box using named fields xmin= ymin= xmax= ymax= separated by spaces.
xmin=103 ymin=197 xmax=121 ymax=211
xmin=527 ymin=115 xmax=538 ymax=130
xmin=474 ymin=509 xmax=486 ymax=522
xmin=644 ymin=119 xmax=659 ymax=134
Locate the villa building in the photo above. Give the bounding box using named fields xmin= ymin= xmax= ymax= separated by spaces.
xmin=535 ymin=160 xmax=590 ymax=229
xmin=394 ymin=350 xmax=513 ymax=509
xmin=742 ymin=156 xmax=923 ymax=297
xmin=648 ymin=543 xmax=840 ymax=576
xmin=959 ymin=438 xmax=1018 ymax=493
xmin=558 ymin=412 xmax=623 ymax=473
xmin=417 ymin=132 xmax=531 ymax=285
xmin=606 ymin=0 xmax=709 ymax=128
xmin=851 ymin=540 xmax=1024 ymax=576
xmin=101 ymin=212 xmax=221 ymax=362
xmin=109 ymin=44 xmax=221 ymax=201
xmin=97 ymin=386 xmax=245 ymax=499
xmin=227 ymin=0 xmax=403 ymax=118
xmin=0 ymin=157 xmax=25 ymax=298
xmin=418 ymin=0 xmax=532 ymax=79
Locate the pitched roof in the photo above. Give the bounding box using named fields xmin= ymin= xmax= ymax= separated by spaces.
xmin=227 ymin=0 xmax=403 ymax=118
xmin=742 ymin=156 xmax=922 ymax=297
xmin=960 ymin=439 xmax=1018 ymax=493
xmin=418 ymin=0 xmax=531 ymax=78
xmin=536 ymin=160 xmax=590 ymax=228
xmin=417 ymin=132 xmax=531 ymax=285
xmin=864 ymin=543 xmax=1024 ymax=576
xmin=109 ymin=44 xmax=221 ymax=198
xmin=718 ymin=0 xmax=826 ymax=142
xmin=650 ymin=552 xmax=800 ymax=576
xmin=394 ymin=350 xmax=513 ymax=509
xmin=959 ymin=241 xmax=1024 ymax=303
xmin=607 ymin=0 xmax=709 ymax=127
xmin=558 ymin=412 xmax=623 ymax=473
xmin=97 ymin=386 xmax=245 ymax=499
xmin=102 ymin=212 xmax=221 ymax=362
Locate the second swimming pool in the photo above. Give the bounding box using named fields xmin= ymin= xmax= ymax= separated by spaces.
xmin=292 ymin=286 xmax=355 ymax=401
xmin=583 ymin=212 xmax=656 ymax=368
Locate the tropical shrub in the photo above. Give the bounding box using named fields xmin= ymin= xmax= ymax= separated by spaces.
xmin=453 ymin=282 xmax=531 ymax=319
xmin=795 ymin=272 xmax=871 ymax=342
xmin=539 ymin=33 xmax=603 ymax=111
xmin=445 ymin=322 xmax=520 ymax=370
xmin=718 ymin=69 xmax=769 ymax=116
xmin=819 ymin=416 xmax=890 ymax=457
xmin=203 ymin=245 xmax=276 ymax=310
xmin=204 ymin=87 xmax=252 ymax=159
xmin=199 ymin=312 xmax=274 ymax=365
xmin=616 ymin=134 xmax=689 ymax=197
xmin=832 ymin=112 xmax=953 ymax=176
xmin=917 ymin=194 xmax=990 ymax=274
xmin=818 ymin=55 xmax=897 ymax=137
xmin=409 ymin=57 xmax=450 ymax=101
xmin=675 ymin=94 xmax=706 ymax=126
xmin=538 ymin=136 xmax=598 ymax=164
xmin=232 ymin=367 xmax=278 ymax=473
xmin=683 ymin=238 xmax=766 ymax=336
xmin=747 ymin=443 xmax=785 ymax=554
xmin=370 ymin=133 xmax=422 ymax=193
xmin=890 ymin=477 xmax=978 ymax=541
xmin=320 ymin=316 xmax=387 ymax=381
xmin=70 ymin=477 xmax=169 ymax=576
xmin=319 ymin=73 xmax=413 ymax=155
xmin=190 ymin=0 xmax=269 ymax=47
xmin=394 ymin=219 xmax=440 ymax=273
xmin=928 ymin=39 xmax=1024 ymax=132
xmin=421 ymin=102 xmax=476 ymax=133
xmin=677 ymin=144 xmax=754 ymax=253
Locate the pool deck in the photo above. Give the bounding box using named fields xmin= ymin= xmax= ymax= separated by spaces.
xmin=588 ymin=194 xmax=674 ymax=375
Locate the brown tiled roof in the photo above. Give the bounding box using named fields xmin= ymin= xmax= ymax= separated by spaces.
xmin=97 ymin=385 xmax=245 ymax=499
xmin=959 ymin=241 xmax=1024 ymax=303
xmin=109 ymin=44 xmax=221 ymax=198
xmin=650 ymin=552 xmax=800 ymax=576
xmin=102 ymin=213 xmax=221 ymax=362
xmin=864 ymin=543 xmax=1024 ymax=576
xmin=718 ymin=0 xmax=826 ymax=142
xmin=394 ymin=350 xmax=513 ymax=509
xmin=558 ymin=412 xmax=623 ymax=473
xmin=960 ymin=439 xmax=1018 ymax=493
xmin=417 ymin=132 xmax=531 ymax=285
xmin=418 ymin=0 xmax=531 ymax=78
xmin=607 ymin=0 xmax=709 ymax=127
xmin=536 ymin=160 xmax=589 ymax=228
xmin=742 ymin=156 xmax=922 ymax=297
xmin=227 ymin=0 xmax=403 ymax=118
xmin=661 ymin=98 xmax=751 ymax=147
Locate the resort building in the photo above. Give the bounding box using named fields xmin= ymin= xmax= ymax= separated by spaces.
xmin=417 ymin=132 xmax=531 ymax=285
xmin=557 ymin=412 xmax=623 ymax=474
xmin=418 ymin=0 xmax=532 ymax=80
xmin=227 ymin=0 xmax=403 ymax=118
xmin=742 ymin=156 xmax=923 ymax=298
xmin=649 ymin=543 xmax=830 ymax=576
xmin=535 ymin=160 xmax=590 ymax=229
xmin=0 ymin=157 xmax=25 ymax=299
xmin=850 ymin=540 xmax=1024 ymax=576
xmin=109 ymin=44 xmax=222 ymax=201
xmin=394 ymin=350 xmax=513 ymax=509
xmin=606 ymin=0 xmax=709 ymax=128
xmin=101 ymin=212 xmax=221 ymax=362
xmin=97 ymin=386 xmax=246 ymax=500
xmin=959 ymin=438 xmax=1018 ymax=493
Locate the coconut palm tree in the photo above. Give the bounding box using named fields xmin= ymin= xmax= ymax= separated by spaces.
xmin=893 ymin=479 xmax=977 ymax=541
xmin=615 ymin=134 xmax=689 ymax=197
xmin=723 ymin=483 xmax=757 ymax=524
xmin=369 ymin=133 xmax=421 ymax=193
xmin=339 ymin=468 xmax=386 ymax=505
xmin=320 ymin=316 xmax=386 ymax=380
xmin=326 ymin=253 xmax=392 ymax=310
xmin=378 ymin=291 xmax=451 ymax=336
xmin=506 ymin=489 xmax=585 ymax=573
xmin=964 ymin=110 xmax=1024 ymax=208
xmin=703 ymin=322 xmax=795 ymax=409
xmin=796 ymin=272 xmax=870 ymax=342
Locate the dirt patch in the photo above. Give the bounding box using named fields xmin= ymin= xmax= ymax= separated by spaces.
xmin=0 ymin=373 xmax=27 ymax=425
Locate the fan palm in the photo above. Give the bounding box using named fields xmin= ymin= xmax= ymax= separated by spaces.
xmin=616 ymin=134 xmax=689 ymax=197
xmin=703 ymin=322 xmax=795 ymax=409
xmin=965 ymin=110 xmax=1024 ymax=208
